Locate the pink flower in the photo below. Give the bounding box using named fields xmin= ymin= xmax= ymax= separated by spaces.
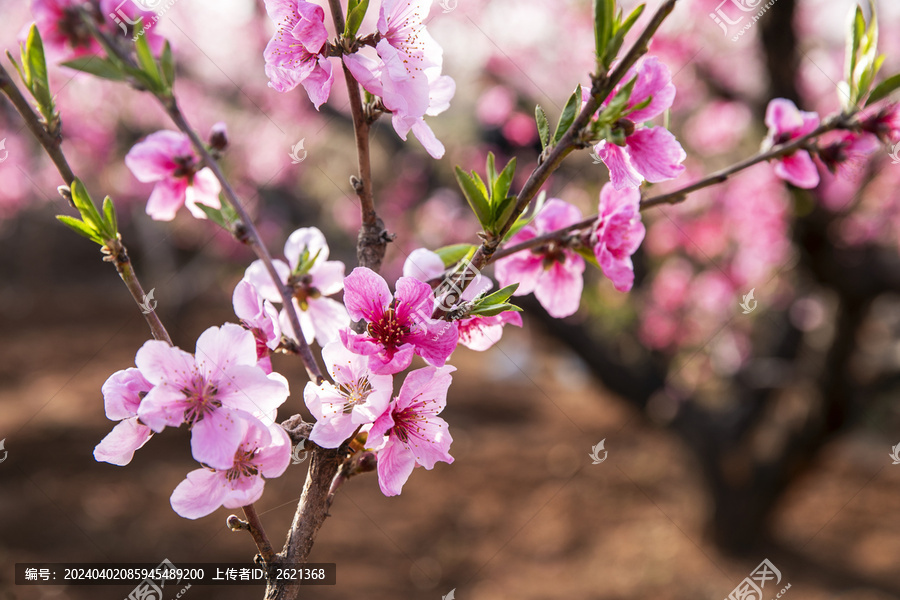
xmin=263 ymin=0 xmax=334 ymax=108
xmin=303 ymin=342 xmax=393 ymax=448
xmin=343 ymin=0 xmax=454 ymax=158
xmin=30 ymin=0 xmax=164 ymax=62
xmin=340 ymin=267 xmax=459 ymax=375
xmin=233 ymin=279 xmax=282 ymax=374
xmin=30 ymin=0 xmax=101 ymax=61
xmin=93 ymin=368 xmax=153 ymax=466
xmin=860 ymin=102 xmax=900 ymax=144
xmin=245 ymin=227 xmax=348 ymax=346
xmin=366 ymin=365 xmax=456 ymax=496
xmin=135 ymin=323 xmax=290 ymax=470
xmin=494 ymin=199 xmax=586 ymax=318
xmin=170 ymin=419 xmax=291 ymax=519
xmin=592 ymin=183 xmax=646 ymax=292
xmin=763 ymin=98 xmax=821 ymax=189
xmin=591 ymin=57 xmax=686 ymax=190
xmin=402 ymin=249 xmax=522 ymax=351
xmin=818 ymin=131 xmax=880 ymax=180
xmin=125 ymin=130 xmax=222 ymax=221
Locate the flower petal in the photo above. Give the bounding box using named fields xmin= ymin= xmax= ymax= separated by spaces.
xmin=93 ymin=418 xmax=152 ymax=466
xmin=170 ymin=468 xmax=228 ymax=519
xmin=343 ymin=267 xmax=392 ymax=322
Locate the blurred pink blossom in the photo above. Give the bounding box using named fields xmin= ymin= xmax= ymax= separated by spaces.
xmin=763 ymin=98 xmax=821 ymax=189
xmin=125 ymin=130 xmax=222 ymax=221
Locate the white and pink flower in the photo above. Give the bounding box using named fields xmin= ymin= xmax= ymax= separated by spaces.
xmin=93 ymin=368 xmax=154 ymax=466
xmin=592 ymin=183 xmax=646 ymax=292
xmin=763 ymin=98 xmax=821 ymax=189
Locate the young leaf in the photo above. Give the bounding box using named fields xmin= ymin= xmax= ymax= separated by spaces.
xmin=486 ymin=152 xmax=497 ymax=187
xmin=455 ymin=167 xmax=492 ymax=229
xmin=435 ymin=244 xmax=476 ymax=267
xmin=594 ymin=0 xmax=615 ymax=64
xmin=69 ymin=179 xmax=104 ymax=234
xmin=196 ymin=203 xmax=229 ymax=230
xmin=467 ymin=302 xmax=523 ymax=318
xmin=345 ymin=0 xmax=370 ymax=37
xmin=61 ymin=56 xmax=126 ymax=81
xmin=845 ymin=6 xmax=865 ymax=95
xmin=57 ymin=215 xmax=104 ymax=245
xmin=535 ymin=104 xmax=550 ymax=151
xmin=23 ymin=25 xmax=53 ymax=116
xmin=866 ymin=73 xmax=900 ymax=106
xmin=553 ymin=85 xmax=582 ymax=145
xmin=479 ymin=283 xmax=520 ymax=306
xmin=134 ymin=23 xmax=163 ymax=92
xmin=160 ymin=41 xmax=175 ymax=88
xmin=102 ymin=196 xmax=118 ymax=238
xmin=574 ymin=245 xmax=601 ymax=269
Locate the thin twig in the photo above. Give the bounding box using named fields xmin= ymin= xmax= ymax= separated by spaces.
xmin=80 ymin=17 xmax=325 ymax=383
xmin=242 ymin=503 xmax=277 ymax=566
xmin=0 ymin=62 xmax=173 ymax=344
xmin=327 ymin=0 xmax=389 ymax=272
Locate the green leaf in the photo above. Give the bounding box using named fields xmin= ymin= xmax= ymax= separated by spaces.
xmin=600 ymin=76 xmax=636 ymax=122
xmin=504 ymin=190 xmax=547 ymax=241
xmin=574 ymin=245 xmax=601 ymax=269
xmin=866 ymin=73 xmax=900 ymax=106
xmin=160 ymin=41 xmax=175 ymax=88
xmin=603 ymin=4 xmax=645 ymax=69
xmin=467 ymin=302 xmax=523 ymax=318
xmin=479 ymin=283 xmax=519 ymax=306
xmin=196 ymin=203 xmax=229 ymax=229
xmin=61 ymin=56 xmax=126 ymax=81
xmin=435 ymin=244 xmax=476 ymax=267
xmin=491 ymin=157 xmax=516 ymax=206
xmin=535 ymin=105 xmax=550 ymax=151
xmin=102 ymin=196 xmax=118 ymax=238
xmin=345 ymin=0 xmax=370 ymax=37
xmin=455 ymin=167 xmax=492 ymax=229
xmin=70 ymin=179 xmax=104 ymax=234
xmin=845 ymin=5 xmax=865 ymax=97
xmin=24 ymin=25 xmax=53 ymax=116
xmin=134 ymin=23 xmax=163 ymax=92
xmin=486 ymin=152 xmax=497 ymax=186
xmin=552 ymin=85 xmax=581 ymax=145
xmin=56 ymin=215 xmax=103 ymax=245
xmin=594 ymin=0 xmax=615 ymax=64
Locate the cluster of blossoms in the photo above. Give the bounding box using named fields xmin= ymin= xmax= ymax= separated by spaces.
xmin=263 ymin=0 xmax=454 ymax=158
xmin=95 ymin=225 xmax=535 ymax=515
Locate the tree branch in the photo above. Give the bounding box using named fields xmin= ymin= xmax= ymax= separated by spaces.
xmin=0 ymin=62 xmax=173 ymax=345
xmin=327 ymin=0 xmax=390 ymax=272
xmin=242 ymin=503 xmax=277 ymax=566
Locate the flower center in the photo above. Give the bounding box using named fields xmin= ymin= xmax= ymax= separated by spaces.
xmin=172 ymin=154 xmax=198 ymax=178
xmin=337 ymin=377 xmax=373 ymax=414
xmin=291 ymin=274 xmax=321 ymax=311
xmin=389 ymin=406 xmax=426 ymax=445
xmin=59 ymin=7 xmax=100 ymax=50
xmin=181 ymin=375 xmax=222 ymax=427
xmin=366 ymin=306 xmax=410 ymax=348
xmin=225 ymin=447 xmax=259 ymax=481
xmin=536 ymin=241 xmax=567 ymax=270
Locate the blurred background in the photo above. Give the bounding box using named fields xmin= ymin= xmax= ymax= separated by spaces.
xmin=2 ymin=0 xmax=900 ymax=598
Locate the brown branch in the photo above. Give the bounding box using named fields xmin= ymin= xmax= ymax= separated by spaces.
xmin=640 ymin=116 xmax=848 ymax=208
xmin=1 ymin=62 xmax=173 ymax=344
xmin=327 ymin=0 xmax=389 ymax=272
xmin=264 ymin=447 xmax=344 ymax=600
xmin=242 ymin=503 xmax=277 ymax=566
